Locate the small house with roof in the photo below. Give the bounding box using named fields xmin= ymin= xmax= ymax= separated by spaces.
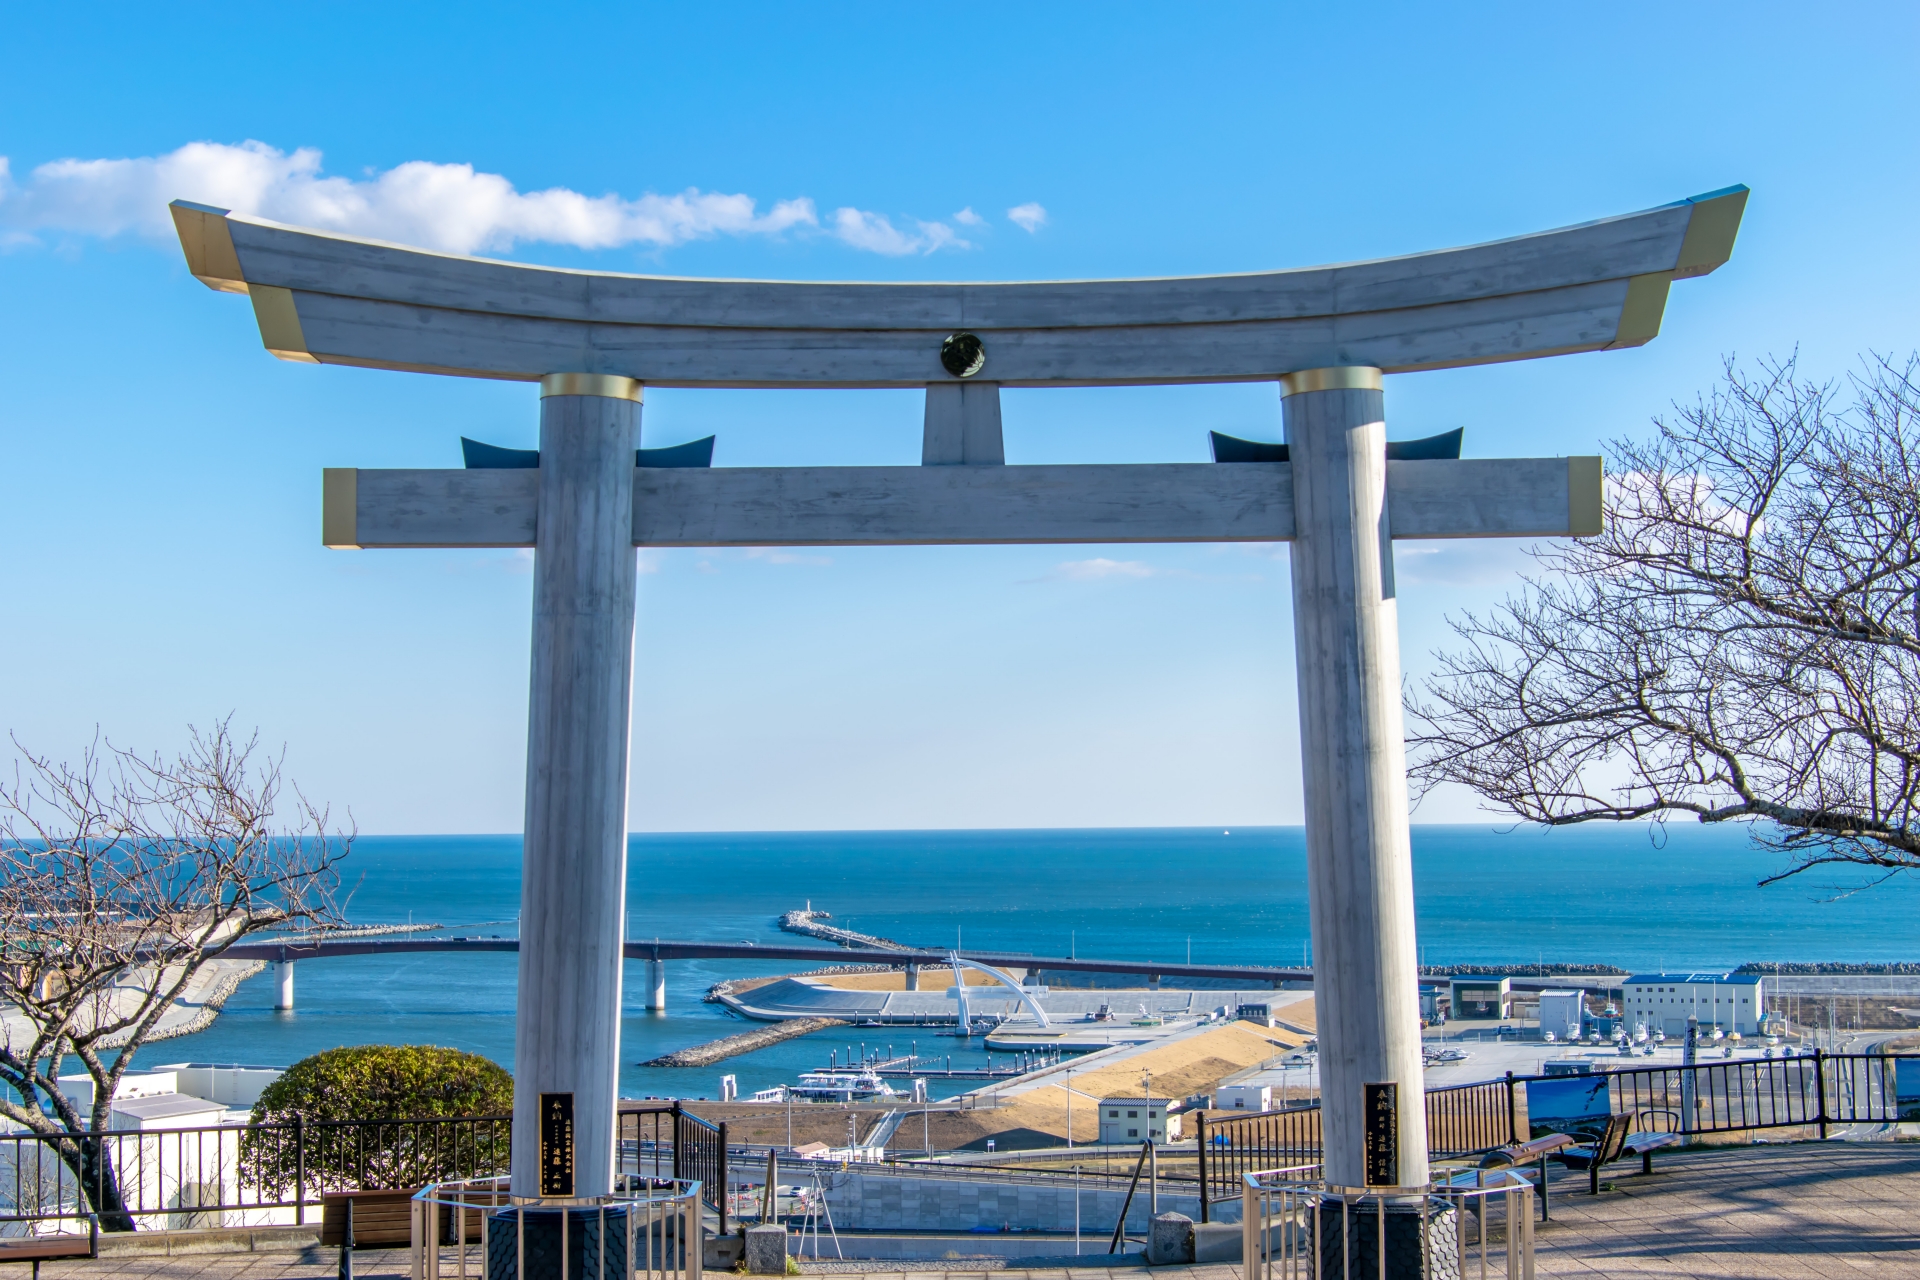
xmin=1100 ymin=1097 xmax=1179 ymax=1144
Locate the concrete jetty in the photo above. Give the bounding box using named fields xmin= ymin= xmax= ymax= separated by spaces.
xmin=639 ymin=1016 xmax=848 ymax=1068
xmin=779 ymin=906 xmax=912 ymax=951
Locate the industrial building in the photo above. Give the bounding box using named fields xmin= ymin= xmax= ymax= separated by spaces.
xmin=1623 ymin=972 xmax=1764 ymax=1036
xmin=1449 ymin=976 xmax=1512 ymax=1020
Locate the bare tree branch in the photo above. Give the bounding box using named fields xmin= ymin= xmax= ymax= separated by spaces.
xmin=0 ymin=719 xmax=352 ymax=1228
xmin=1409 ymin=354 xmax=1920 ymax=883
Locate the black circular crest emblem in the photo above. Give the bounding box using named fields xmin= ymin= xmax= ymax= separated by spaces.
xmin=940 ymin=331 xmax=986 ymax=378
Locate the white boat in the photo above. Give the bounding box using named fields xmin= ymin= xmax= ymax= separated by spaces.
xmin=789 ymin=1070 xmax=898 ymax=1104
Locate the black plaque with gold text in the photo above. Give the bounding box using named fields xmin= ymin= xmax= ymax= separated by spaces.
xmin=539 ymin=1092 xmax=575 ymax=1198
xmin=1363 ymin=1082 xmax=1398 ymax=1187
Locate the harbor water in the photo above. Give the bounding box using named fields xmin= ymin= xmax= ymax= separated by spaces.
xmin=158 ymin=824 xmax=1919 ymax=1102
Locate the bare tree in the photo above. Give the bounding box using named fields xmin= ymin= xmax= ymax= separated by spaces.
xmin=1409 ymin=355 xmax=1920 ymax=884
xmin=0 ymin=721 xmax=350 ymax=1229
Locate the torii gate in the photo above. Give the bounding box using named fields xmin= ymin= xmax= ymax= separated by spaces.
xmin=172 ymin=186 xmax=1744 ymax=1202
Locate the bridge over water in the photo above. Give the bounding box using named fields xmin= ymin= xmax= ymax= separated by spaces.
xmin=220 ymin=934 xmax=1596 ymax=1013
xmin=220 ymin=934 xmax=1313 ymax=1010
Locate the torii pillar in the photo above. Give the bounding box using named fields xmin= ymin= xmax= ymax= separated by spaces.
xmin=1283 ymin=365 xmax=1425 ymax=1187
xmin=512 ymin=373 xmax=641 ymax=1200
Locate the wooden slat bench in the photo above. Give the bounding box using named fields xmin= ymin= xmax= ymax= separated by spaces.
xmin=319 ymin=1189 xmax=420 ymax=1248
xmin=0 ymin=1217 xmax=98 ymax=1278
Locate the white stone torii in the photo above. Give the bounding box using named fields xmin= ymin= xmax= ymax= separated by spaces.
xmin=172 ymin=185 xmax=1744 ymax=1198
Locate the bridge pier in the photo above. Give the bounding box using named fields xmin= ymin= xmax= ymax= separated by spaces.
xmin=646 ymin=959 xmax=666 ymax=1011
xmin=905 ymin=964 xmax=920 ymax=991
xmin=273 ymin=960 xmax=294 ymax=1011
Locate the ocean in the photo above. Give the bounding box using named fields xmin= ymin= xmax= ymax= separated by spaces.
xmin=156 ymin=824 xmax=1919 ymax=1102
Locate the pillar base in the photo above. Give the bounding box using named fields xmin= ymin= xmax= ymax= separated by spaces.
xmin=485 ymin=1205 xmax=629 ymax=1280
xmin=1306 ymin=1198 xmax=1458 ymax=1280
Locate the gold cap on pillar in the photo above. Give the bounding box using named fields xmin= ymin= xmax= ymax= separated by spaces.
xmin=1279 ymin=366 xmax=1384 ymax=397
xmin=539 ymin=373 xmax=644 ymax=402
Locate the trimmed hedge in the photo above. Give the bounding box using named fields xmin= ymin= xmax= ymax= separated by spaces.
xmin=250 ymin=1045 xmax=513 ymax=1124
xmin=242 ymin=1045 xmax=513 ymax=1193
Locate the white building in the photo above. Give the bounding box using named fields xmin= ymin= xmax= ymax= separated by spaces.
xmin=52 ymin=1063 xmax=284 ymax=1230
xmin=1213 ymin=1083 xmax=1272 ymax=1113
xmin=1537 ymin=991 xmax=1586 ymax=1041
xmin=1099 ymin=1097 xmax=1178 ymax=1145
xmin=1623 ymin=973 xmax=1763 ymax=1037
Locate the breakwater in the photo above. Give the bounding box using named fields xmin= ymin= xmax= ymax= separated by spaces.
xmin=780 ymin=907 xmax=913 ymax=951
xmin=640 ymin=1016 xmax=849 ymax=1068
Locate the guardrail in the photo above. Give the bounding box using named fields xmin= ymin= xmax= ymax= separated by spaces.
xmin=409 ymin=1175 xmax=702 ymax=1280
xmin=1241 ymin=1163 xmax=1534 ymax=1280
xmin=1199 ymin=1051 xmax=1920 ymax=1209
xmin=1 ymin=1106 xmax=711 ymax=1237
xmin=0 ymin=1114 xmax=511 ymax=1235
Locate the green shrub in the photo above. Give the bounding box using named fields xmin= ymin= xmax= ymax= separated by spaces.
xmin=242 ymin=1045 xmax=513 ymax=1193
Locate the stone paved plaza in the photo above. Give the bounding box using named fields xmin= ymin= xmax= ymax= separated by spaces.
xmin=31 ymin=1142 xmax=1919 ymax=1280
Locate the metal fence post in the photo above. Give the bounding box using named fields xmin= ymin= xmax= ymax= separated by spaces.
xmin=295 ymin=1114 xmax=307 ymax=1226
xmin=1196 ymin=1113 xmax=1208 ymax=1223
xmin=1505 ymin=1072 xmax=1518 ymax=1144
xmin=1814 ymin=1049 xmax=1829 ymax=1139
xmin=340 ymin=1195 xmax=355 ymax=1280
xmin=718 ymin=1122 xmax=729 ymax=1237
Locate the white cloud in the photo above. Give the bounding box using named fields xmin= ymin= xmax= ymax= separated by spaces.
xmin=0 ymin=140 xmax=978 ymax=258
xmin=828 ymin=206 xmax=969 ymax=256
xmin=953 ymin=207 xmax=985 ymax=227
xmin=1049 ymin=558 xmax=1156 ymax=581
xmin=1007 ymin=202 xmax=1048 ymax=233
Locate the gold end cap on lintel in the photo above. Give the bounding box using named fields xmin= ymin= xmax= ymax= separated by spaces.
xmin=540 ymin=373 xmax=644 ymax=402
xmin=169 ymin=201 xmax=249 ymax=295
xmin=1672 ymin=185 xmax=1749 ymax=280
xmin=322 ymin=468 xmax=360 ymax=549
xmin=249 ymin=285 xmax=319 ymax=363
xmin=1609 ymin=273 xmax=1673 ymax=348
xmin=1567 ymin=456 xmax=1604 ymax=537
xmin=1278 ymin=366 xmax=1385 ymax=397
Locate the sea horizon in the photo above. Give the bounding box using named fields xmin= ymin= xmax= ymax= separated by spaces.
xmin=142 ymin=822 xmax=1917 ymax=1098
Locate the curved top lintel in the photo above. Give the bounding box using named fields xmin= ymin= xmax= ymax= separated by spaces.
xmin=171 ymin=186 xmax=1747 ymax=388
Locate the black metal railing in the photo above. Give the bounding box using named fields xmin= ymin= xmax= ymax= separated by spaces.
xmin=1197 ymin=1051 xmax=1920 ymax=1208
xmin=660 ymin=1103 xmax=728 ymax=1233
xmin=1194 ymin=1102 xmax=1322 ymax=1215
xmin=1603 ymin=1050 xmax=1912 ymax=1139
xmin=1 ymin=1103 xmax=751 ymax=1236
xmin=1423 ymin=1077 xmax=1518 ymax=1158
xmin=0 ymin=1113 xmax=511 ymax=1236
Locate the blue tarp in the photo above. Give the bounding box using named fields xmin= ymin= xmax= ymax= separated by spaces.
xmin=1525 ymin=1075 xmax=1612 ymax=1140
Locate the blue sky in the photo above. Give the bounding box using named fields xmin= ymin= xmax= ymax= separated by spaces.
xmin=2 ymin=3 xmax=1916 ymax=833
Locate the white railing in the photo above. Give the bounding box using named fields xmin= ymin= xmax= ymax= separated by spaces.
xmin=1242 ymin=1164 xmax=1534 ymax=1280
xmin=409 ymin=1176 xmax=704 ymax=1280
